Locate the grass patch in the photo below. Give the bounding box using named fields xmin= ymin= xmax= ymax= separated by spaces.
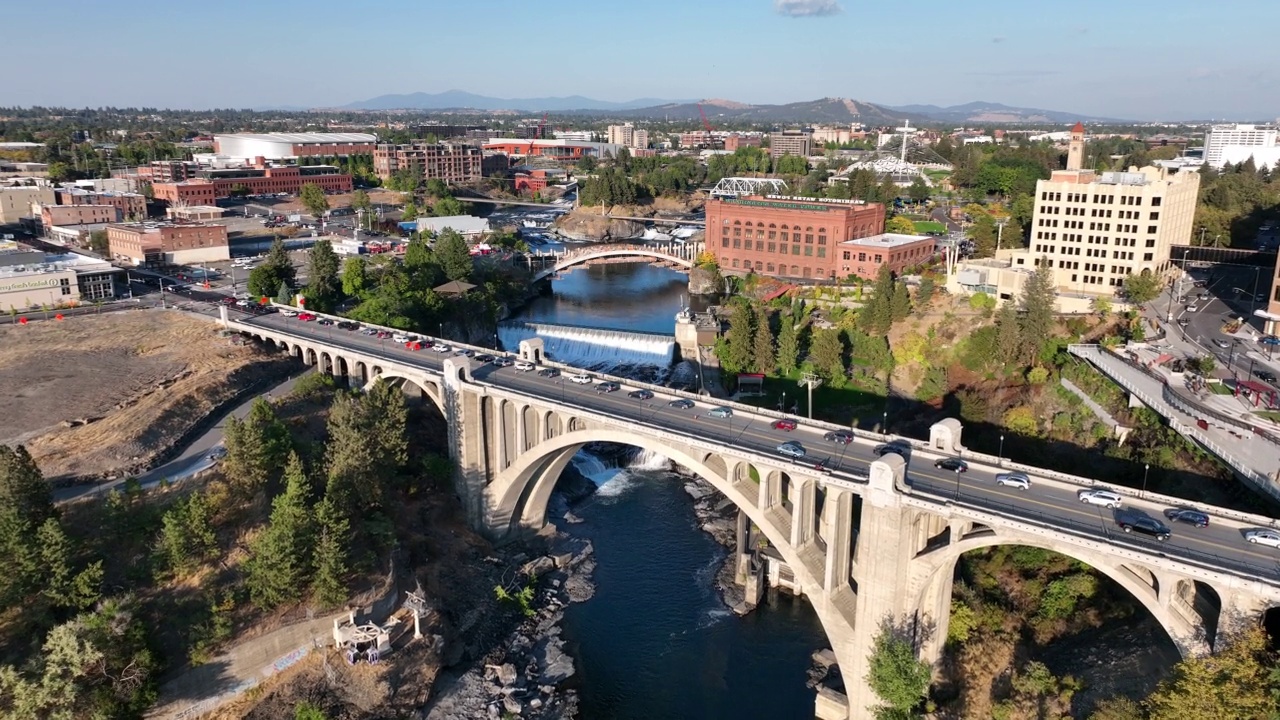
xmin=734 ymin=370 xmax=885 ymax=427
xmin=1254 ymin=411 xmax=1280 ymax=422
xmin=1208 ymin=382 xmax=1234 ymax=395
xmin=913 ymin=220 xmax=946 ymax=234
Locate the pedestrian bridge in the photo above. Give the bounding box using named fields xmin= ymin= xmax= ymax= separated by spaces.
xmin=224 ymin=310 xmax=1280 ymax=720
xmin=529 ymin=242 xmax=699 ymax=282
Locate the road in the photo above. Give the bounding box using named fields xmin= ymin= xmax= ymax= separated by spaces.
xmin=236 ymin=311 xmax=1280 ymax=585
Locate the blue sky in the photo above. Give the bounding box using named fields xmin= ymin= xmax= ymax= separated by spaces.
xmin=8 ymin=0 xmax=1278 ymax=120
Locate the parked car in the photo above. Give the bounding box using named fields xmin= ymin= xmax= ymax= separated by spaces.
xmin=474 ymin=353 xmax=494 ymax=363
xmin=317 ymin=318 xmax=333 ymax=326
xmin=934 ymin=458 xmax=968 ymax=473
xmin=596 ymin=381 xmax=620 ymax=393
xmin=771 ymin=418 xmax=798 ymax=431
xmin=1118 ymin=515 xmax=1172 ymax=541
xmin=874 ymin=441 xmax=910 ymax=457
xmin=455 ymin=348 xmax=474 ymax=357
xmin=628 ymin=389 xmax=654 ymax=400
xmin=994 ymin=472 xmax=1031 ymax=490
xmin=432 ymin=343 xmax=451 ymax=352
xmin=1163 ymin=508 xmax=1210 ymax=528
xmin=776 ymin=441 xmax=806 ymax=459
xmin=569 ymin=373 xmax=594 ymax=384
xmin=491 ymin=357 xmax=514 ymax=368
xmin=281 ymin=309 xmax=298 ymax=317
xmin=337 ymin=321 xmax=358 ymax=330
xmin=1254 ymin=369 xmax=1278 ymax=383
xmin=392 ymin=333 xmax=410 ymax=343
xmin=298 ymin=313 xmax=316 ymax=322
xmin=668 ymin=398 xmax=695 ymax=409
xmin=1245 ymin=529 xmax=1280 ymax=548
xmin=514 ymin=361 xmax=535 ymax=371
xmin=538 ymin=368 xmax=561 ymax=378
xmin=1079 ymin=489 xmax=1124 ymax=508
xmin=706 ymin=407 xmax=733 ymax=419
xmin=823 ymin=430 xmax=853 ymax=445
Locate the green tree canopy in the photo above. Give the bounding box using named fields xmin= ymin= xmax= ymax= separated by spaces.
xmin=1123 ymin=271 xmax=1162 ymax=305
xmin=298 ymin=183 xmax=330 ymax=218
xmin=245 ymin=452 xmax=314 ymax=609
xmin=776 ymin=315 xmax=799 ymax=376
xmin=808 ymin=328 xmax=846 ymax=386
xmin=221 ymin=398 xmax=291 ymax=497
xmin=1018 ymin=261 xmax=1056 ymax=365
xmin=305 ymin=239 xmax=341 ymax=313
xmin=341 ymin=256 xmax=368 ymax=299
xmin=247 ymin=237 xmax=297 ymax=298
xmin=433 ymin=229 xmax=473 ymax=282
xmin=866 ymin=623 xmax=932 ymax=717
xmin=752 ymin=306 xmax=776 ymax=376
xmin=885 ymin=216 xmax=917 ymax=235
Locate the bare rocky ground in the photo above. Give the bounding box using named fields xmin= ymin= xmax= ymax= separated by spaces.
xmin=0 ymin=309 xmax=292 ymax=481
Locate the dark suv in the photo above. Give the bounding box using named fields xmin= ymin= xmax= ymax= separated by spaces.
xmin=1118 ymin=515 xmax=1172 ymax=541
xmin=1163 ymin=508 xmax=1210 ymax=528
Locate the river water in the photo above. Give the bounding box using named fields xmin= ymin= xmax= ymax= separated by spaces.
xmin=510 ymin=263 xmax=830 ymax=719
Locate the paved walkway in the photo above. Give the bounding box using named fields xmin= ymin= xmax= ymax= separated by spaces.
xmin=1069 ymin=344 xmax=1280 ymax=501
xmin=1059 ymin=377 xmax=1119 ymax=429
xmin=146 ymin=611 xmax=345 ymax=720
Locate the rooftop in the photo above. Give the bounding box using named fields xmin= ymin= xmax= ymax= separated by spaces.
xmin=842 ymin=232 xmax=935 ymax=249
xmin=109 ymin=221 xmax=225 ymax=233
xmin=0 ymin=249 xmax=114 ymax=280
xmin=215 ymin=132 xmax=377 ymax=144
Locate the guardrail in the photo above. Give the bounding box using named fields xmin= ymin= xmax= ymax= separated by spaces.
xmin=230 ymin=314 xmax=1280 ymax=531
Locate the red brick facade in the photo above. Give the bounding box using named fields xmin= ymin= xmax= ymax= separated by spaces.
xmin=706 ymin=196 xmax=886 ymax=281
xmin=151 ymin=165 xmax=352 ymax=204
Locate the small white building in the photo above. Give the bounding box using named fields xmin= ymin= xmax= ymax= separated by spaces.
xmin=415 ymin=215 xmax=490 ymax=238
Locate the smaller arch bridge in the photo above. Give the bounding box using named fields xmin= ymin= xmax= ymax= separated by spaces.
xmin=531 ymin=242 xmax=699 ymax=282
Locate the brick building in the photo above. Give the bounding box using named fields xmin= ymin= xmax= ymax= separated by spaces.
xmin=137 ymin=160 xmax=200 ymax=183
xmin=706 ymin=196 xmax=891 ymax=281
xmin=106 ymin=221 xmax=229 ymax=265
xmin=41 ymin=204 xmax=121 ymax=229
xmin=373 ymin=142 xmax=482 ymax=184
xmin=56 ymin=188 xmax=146 ymax=220
xmin=724 ymin=134 xmax=762 ymax=151
xmin=151 ymin=162 xmax=352 ymax=204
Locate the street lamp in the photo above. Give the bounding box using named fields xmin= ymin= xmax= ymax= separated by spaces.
xmin=999 ymin=435 xmax=1005 ymax=466
xmin=882 ymin=410 xmax=888 ymax=438
xmin=1142 ymin=463 xmax=1150 ymax=499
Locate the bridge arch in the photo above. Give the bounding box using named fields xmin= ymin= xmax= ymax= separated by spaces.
xmin=366 ymin=372 xmax=445 ymax=416
xmin=532 ymin=246 xmax=695 ymax=282
xmin=913 ymin=532 xmax=1207 ymax=661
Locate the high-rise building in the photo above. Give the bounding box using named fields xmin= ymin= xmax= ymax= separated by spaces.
xmin=606 ymin=123 xmax=649 ymax=150
xmin=768 ymin=130 xmax=812 ymax=159
xmin=1010 ymin=165 xmax=1200 ymax=296
xmin=373 ymin=142 xmax=482 ymax=184
xmin=1204 ymin=124 xmax=1279 ymax=168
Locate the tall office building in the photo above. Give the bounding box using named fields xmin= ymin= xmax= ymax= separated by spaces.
xmin=769 ymin=130 xmax=812 ymax=159
xmin=1010 ymin=165 xmax=1200 ymax=296
xmin=1204 ymin=124 xmax=1279 ymax=168
xmin=606 ymin=123 xmax=648 ymax=150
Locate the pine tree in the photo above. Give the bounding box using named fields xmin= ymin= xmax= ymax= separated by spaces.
xmin=917 ymin=277 xmax=935 ymax=307
xmin=325 ymin=383 xmax=409 ymax=514
xmin=0 ymin=445 xmax=54 ymax=529
xmin=776 ymin=317 xmax=799 ymax=376
xmin=275 ymin=279 xmax=292 ymax=306
xmin=1019 ymin=261 xmax=1056 ymax=365
xmin=752 ymin=306 xmax=776 ymax=376
xmin=859 ymin=266 xmax=896 ymax=336
xmin=720 ymin=302 xmax=755 ymax=375
xmin=311 ymin=498 xmax=350 ymax=608
xmin=434 ymin=228 xmax=473 ymax=282
xmin=889 ymin=281 xmax=912 ymax=321
xmin=221 ymin=399 xmax=291 ymax=497
xmin=809 ymin=329 xmax=847 ymax=386
xmin=994 ymin=302 xmax=1022 ymax=370
xmin=37 ymin=518 xmax=100 ymax=611
xmin=305 ymin=240 xmax=341 ymax=312
xmin=246 ymin=452 xmax=314 ymax=609
xmin=157 ymin=491 xmax=217 ymax=575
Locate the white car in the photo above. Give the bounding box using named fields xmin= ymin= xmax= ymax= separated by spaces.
xmin=514 ymin=361 xmax=535 ymax=371
xmin=1245 ymin=529 xmax=1280 ymax=548
xmin=281 ymin=309 xmax=298 ymax=317
xmin=392 ymin=333 xmax=410 ymax=343
xmin=432 ymin=343 xmax=451 ymax=352
xmin=994 ymin=472 xmax=1031 ymax=490
xmin=1078 ymin=489 xmax=1124 ymax=508
xmin=569 ymin=373 xmax=594 ymax=384
xmin=1185 ymin=305 xmax=1198 ymax=313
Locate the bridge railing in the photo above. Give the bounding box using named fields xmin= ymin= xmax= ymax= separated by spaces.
xmin=233 ymin=315 xmax=1280 ymax=531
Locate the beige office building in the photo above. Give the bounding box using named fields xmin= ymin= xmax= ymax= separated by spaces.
xmin=769 ymin=130 xmax=813 ymax=159
xmin=0 ymin=187 xmax=55 ymax=224
xmin=606 ymin=123 xmax=649 ymax=150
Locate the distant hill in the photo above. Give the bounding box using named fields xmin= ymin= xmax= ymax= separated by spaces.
xmin=886 ymin=101 xmax=1125 ymax=124
xmin=341 ymin=90 xmax=692 ymax=112
xmin=598 ymin=97 xmax=915 ymax=125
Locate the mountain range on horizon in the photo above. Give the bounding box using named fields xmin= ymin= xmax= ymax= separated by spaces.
xmin=332 ymin=90 xmax=1127 ymax=124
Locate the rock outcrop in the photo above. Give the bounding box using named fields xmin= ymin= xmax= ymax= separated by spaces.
xmin=552 ymin=211 xmax=645 ymax=243
xmin=687 ymin=265 xmax=722 ymax=295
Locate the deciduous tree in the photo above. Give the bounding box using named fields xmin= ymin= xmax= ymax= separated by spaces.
xmin=299 ymin=183 xmax=330 ymax=219
xmin=341 ymin=256 xmax=368 ymax=298
xmin=866 ymin=622 xmax=932 ymax=717
xmin=1145 ymin=625 xmax=1276 ymax=720
xmin=885 ymin=216 xmax=916 ymax=235
xmin=1123 ymin=271 xmax=1162 ymax=305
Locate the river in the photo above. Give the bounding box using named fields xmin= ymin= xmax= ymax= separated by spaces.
xmin=509 ymin=262 xmax=830 ymax=719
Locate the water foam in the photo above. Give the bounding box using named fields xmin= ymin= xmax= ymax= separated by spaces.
xmin=498 ymin=321 xmax=676 ymax=371
xmin=571 ymin=447 xmax=674 ymax=499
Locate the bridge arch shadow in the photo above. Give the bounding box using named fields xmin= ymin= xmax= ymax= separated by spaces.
xmin=367 ymin=372 xmax=446 ymax=417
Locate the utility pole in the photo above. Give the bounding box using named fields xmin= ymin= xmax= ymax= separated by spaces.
xmin=798 ymin=372 xmax=823 ymax=420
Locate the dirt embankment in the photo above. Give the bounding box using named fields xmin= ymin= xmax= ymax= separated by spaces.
xmin=0 ymin=310 xmax=290 ymax=481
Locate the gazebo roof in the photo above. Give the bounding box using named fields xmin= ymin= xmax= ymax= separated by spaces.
xmin=434 ymin=280 xmax=477 ymax=296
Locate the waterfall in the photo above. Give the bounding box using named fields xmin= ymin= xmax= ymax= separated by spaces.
xmin=570 ymin=447 xmax=673 ymax=498
xmin=628 ymin=449 xmax=671 ymax=472
xmin=498 ymin=321 xmax=676 ymax=371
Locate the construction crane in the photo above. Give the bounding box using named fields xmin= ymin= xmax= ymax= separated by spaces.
xmin=536 ymin=112 xmax=548 ymax=140
xmin=698 ymin=103 xmax=713 ymax=133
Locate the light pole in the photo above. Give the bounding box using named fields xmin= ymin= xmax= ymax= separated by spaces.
xmin=999 ymin=435 xmax=1005 ymax=466
xmin=882 ymin=410 xmax=888 ymax=438
xmin=1142 ymin=463 xmax=1150 ymax=499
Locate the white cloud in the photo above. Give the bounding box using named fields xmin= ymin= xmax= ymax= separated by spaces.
xmin=774 ymin=0 xmax=843 ymax=17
